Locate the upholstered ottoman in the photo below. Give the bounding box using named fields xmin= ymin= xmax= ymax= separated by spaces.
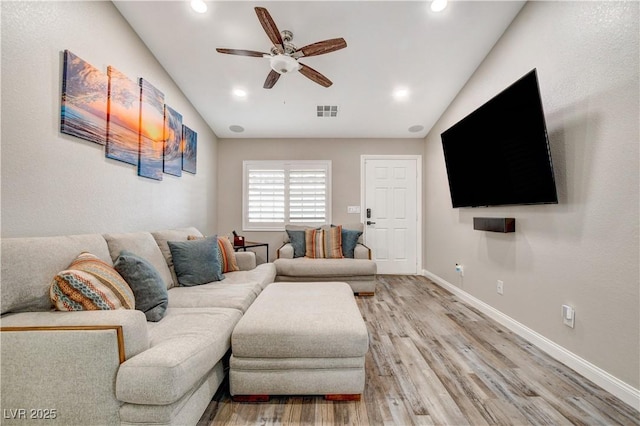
xmin=230 ymin=282 xmax=369 ymax=401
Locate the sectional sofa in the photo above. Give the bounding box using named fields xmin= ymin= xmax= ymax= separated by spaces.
xmin=0 ymin=227 xmax=276 ymax=425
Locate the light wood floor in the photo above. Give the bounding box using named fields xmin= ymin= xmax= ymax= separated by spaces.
xmin=198 ymin=275 xmax=639 ymax=425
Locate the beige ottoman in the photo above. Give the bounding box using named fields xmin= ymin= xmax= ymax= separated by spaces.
xmin=230 ymin=282 xmax=369 ymax=401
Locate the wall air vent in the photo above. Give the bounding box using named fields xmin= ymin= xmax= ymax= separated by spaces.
xmin=317 ymin=105 xmax=338 ymax=117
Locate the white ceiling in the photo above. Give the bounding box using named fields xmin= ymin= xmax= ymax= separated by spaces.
xmin=113 ymin=1 xmax=525 ymax=139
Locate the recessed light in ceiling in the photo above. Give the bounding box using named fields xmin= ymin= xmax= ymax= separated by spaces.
xmin=408 ymin=125 xmax=425 ymax=133
xmin=233 ymin=88 xmax=247 ymax=98
xmin=229 ymin=125 xmax=244 ymax=133
xmin=431 ymin=0 xmax=448 ymax=12
xmin=190 ymin=0 xmax=207 ymax=14
xmin=393 ymin=88 xmax=409 ymax=100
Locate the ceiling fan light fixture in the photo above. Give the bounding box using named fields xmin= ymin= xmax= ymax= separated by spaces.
xmin=269 ymin=54 xmax=300 ymax=74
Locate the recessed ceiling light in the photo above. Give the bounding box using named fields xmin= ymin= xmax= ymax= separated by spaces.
xmin=431 ymin=0 xmax=448 ymax=12
xmin=233 ymin=88 xmax=247 ymax=98
xmin=229 ymin=125 xmax=244 ymax=133
xmin=393 ymin=88 xmax=409 ymax=100
xmin=190 ymin=0 xmax=207 ymax=14
xmin=408 ymin=125 xmax=425 ymax=133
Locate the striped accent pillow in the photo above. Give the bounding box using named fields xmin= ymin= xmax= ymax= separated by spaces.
xmin=50 ymin=252 xmax=135 ymax=311
xmin=305 ymin=226 xmax=344 ymax=259
xmin=217 ymin=236 xmax=240 ymax=273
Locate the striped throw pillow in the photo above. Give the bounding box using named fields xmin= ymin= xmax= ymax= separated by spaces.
xmin=217 ymin=236 xmax=240 ymax=273
xmin=50 ymin=252 xmax=135 ymax=311
xmin=305 ymin=225 xmax=344 ymax=259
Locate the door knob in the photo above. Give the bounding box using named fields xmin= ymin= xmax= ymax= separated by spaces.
xmin=366 ymin=221 xmax=376 ymax=225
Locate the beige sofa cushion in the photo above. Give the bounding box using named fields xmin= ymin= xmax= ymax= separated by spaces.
xmin=1 ymin=234 xmax=111 ymax=314
xmin=116 ymin=307 xmax=242 ymax=405
xmin=222 ymin=263 xmax=276 ymax=290
xmin=103 ymin=232 xmax=173 ymax=291
xmin=168 ymin=282 xmax=261 ymax=313
xmin=274 ymin=258 xmax=376 ymax=278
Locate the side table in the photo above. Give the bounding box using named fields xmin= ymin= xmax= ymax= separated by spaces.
xmin=234 ymin=241 xmax=269 ymax=262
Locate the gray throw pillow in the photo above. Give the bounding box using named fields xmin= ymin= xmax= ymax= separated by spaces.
xmin=114 ymin=250 xmax=168 ymax=322
xmin=168 ymin=235 xmax=224 ymax=286
xmin=286 ymin=230 xmax=306 ymax=258
xmin=341 ymin=228 xmax=363 ymax=258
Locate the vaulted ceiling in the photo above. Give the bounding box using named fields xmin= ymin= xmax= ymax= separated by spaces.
xmin=114 ymin=1 xmax=525 ymax=139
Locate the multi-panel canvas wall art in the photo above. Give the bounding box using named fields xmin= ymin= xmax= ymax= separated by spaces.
xmin=182 ymin=125 xmax=197 ymax=174
xmin=106 ymin=66 xmax=140 ymax=165
xmin=60 ymin=50 xmax=199 ymax=182
xmin=138 ymin=79 xmax=165 ymax=181
xmin=163 ymin=106 xmax=183 ymax=177
xmin=61 ymin=50 xmax=108 ymax=145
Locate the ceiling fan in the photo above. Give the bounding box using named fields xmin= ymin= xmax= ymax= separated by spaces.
xmin=216 ymin=7 xmax=347 ymax=89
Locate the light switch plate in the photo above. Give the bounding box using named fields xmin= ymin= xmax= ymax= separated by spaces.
xmin=347 ymin=206 xmax=361 ymax=214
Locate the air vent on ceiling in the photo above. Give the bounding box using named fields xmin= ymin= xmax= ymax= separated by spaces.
xmin=317 ymin=105 xmax=338 ymax=117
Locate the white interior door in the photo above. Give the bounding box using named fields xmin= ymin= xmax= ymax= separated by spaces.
xmin=362 ymin=156 xmax=420 ymax=274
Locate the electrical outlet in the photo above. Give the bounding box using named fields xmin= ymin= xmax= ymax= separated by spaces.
xmin=455 ymin=263 xmax=464 ymax=276
xmin=497 ymin=280 xmax=504 ymax=295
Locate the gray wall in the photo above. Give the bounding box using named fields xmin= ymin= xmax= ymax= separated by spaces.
xmin=217 ymin=138 xmax=423 ymax=262
xmin=1 ymin=1 xmax=218 ymax=237
xmin=424 ymin=1 xmax=639 ymax=388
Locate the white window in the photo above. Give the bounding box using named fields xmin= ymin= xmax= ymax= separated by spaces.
xmin=243 ymin=160 xmax=331 ymax=231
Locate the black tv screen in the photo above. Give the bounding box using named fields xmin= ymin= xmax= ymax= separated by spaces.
xmin=441 ymin=69 xmax=558 ymax=208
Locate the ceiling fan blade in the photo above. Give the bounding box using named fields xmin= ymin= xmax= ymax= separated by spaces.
xmin=297 ymin=38 xmax=347 ymax=57
xmin=298 ymin=63 xmax=333 ymax=88
xmin=255 ymin=7 xmax=283 ymax=52
xmin=264 ymin=70 xmax=281 ymax=89
xmin=216 ymin=48 xmax=269 ymax=57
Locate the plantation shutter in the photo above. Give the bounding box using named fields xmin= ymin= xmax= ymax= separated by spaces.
xmin=243 ymin=161 xmax=331 ymax=230
xmin=289 ymin=167 xmax=327 ymax=224
xmin=246 ymin=167 xmax=285 ymax=226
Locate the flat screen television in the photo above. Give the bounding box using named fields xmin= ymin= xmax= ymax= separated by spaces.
xmin=441 ymin=69 xmax=558 ymax=208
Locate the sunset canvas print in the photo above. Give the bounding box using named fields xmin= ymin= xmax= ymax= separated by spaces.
xmin=106 ymin=66 xmax=140 ymax=165
xmin=182 ymin=125 xmax=197 ymax=174
xmin=138 ymin=78 xmax=165 ymax=181
xmin=163 ymin=105 xmax=183 ymax=177
xmin=61 ymin=50 xmax=108 ymax=145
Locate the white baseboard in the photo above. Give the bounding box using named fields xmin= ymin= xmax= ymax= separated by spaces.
xmin=422 ymin=269 xmax=640 ymax=411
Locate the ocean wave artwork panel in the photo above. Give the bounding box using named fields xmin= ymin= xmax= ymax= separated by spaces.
xmin=106 ymin=66 xmax=141 ymax=165
xmin=61 ymin=50 xmax=108 ymax=145
xmin=182 ymin=125 xmax=197 ymax=175
xmin=138 ymin=78 xmax=165 ymax=181
xmin=163 ymin=105 xmax=183 ymax=177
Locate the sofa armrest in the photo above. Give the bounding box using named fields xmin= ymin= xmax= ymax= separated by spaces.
xmin=0 ymin=310 xmax=148 ymax=425
xmin=235 ymin=251 xmax=257 ymax=271
xmin=354 ymin=243 xmax=372 ymax=260
xmin=0 ymin=309 xmax=149 ymax=359
xmin=277 ymin=243 xmax=294 ymax=259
